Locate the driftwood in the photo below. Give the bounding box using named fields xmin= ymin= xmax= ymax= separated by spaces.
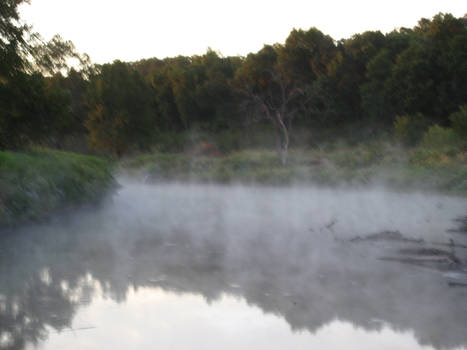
xmin=396 ymin=247 xmax=461 ymax=264
xmin=447 ymin=216 xmax=467 ymax=233
xmin=325 ymin=219 xmax=337 ymax=230
xmin=347 ymin=229 xmax=467 ymax=287
xmin=379 ymin=255 xmax=458 ymax=265
xmin=444 ymin=272 xmax=467 ymax=287
xmin=346 ymin=231 xmax=467 ymax=249
xmin=431 ymin=240 xmax=467 ymax=249
xmin=348 ymin=230 xmax=424 ymax=244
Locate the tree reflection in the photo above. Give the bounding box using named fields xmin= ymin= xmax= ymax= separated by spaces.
xmin=0 ymin=191 xmax=466 ymax=350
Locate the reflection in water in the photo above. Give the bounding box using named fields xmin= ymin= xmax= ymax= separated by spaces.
xmin=1 ymin=180 xmax=466 ymax=349
xmin=34 ymin=287 xmax=450 ymax=350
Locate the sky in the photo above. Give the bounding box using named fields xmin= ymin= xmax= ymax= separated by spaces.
xmin=19 ymin=0 xmax=466 ymax=64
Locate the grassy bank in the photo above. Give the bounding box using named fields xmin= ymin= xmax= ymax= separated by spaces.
xmin=121 ymin=144 xmax=467 ymax=195
xmin=0 ymin=149 xmax=116 ymax=227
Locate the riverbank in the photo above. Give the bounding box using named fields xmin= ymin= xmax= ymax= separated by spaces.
xmin=121 ymin=144 xmax=467 ymax=195
xmin=0 ymin=149 xmax=116 ymax=227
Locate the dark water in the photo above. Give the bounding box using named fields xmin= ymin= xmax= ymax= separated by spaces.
xmin=1 ymin=179 xmax=466 ymax=350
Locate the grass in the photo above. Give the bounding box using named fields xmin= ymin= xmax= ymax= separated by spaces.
xmin=0 ymin=149 xmax=116 ymax=227
xmin=121 ymin=143 xmax=467 ymax=195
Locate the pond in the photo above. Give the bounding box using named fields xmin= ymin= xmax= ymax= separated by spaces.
xmin=1 ymin=179 xmax=466 ymax=349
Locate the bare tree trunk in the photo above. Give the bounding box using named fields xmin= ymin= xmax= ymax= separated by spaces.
xmin=274 ymin=129 xmax=288 ymax=165
xmin=275 ymin=128 xmax=282 ymax=160
xmin=244 ymin=87 xmax=298 ymax=165
xmin=278 ymin=145 xmax=288 ymax=165
xmin=275 ymin=111 xmax=289 ymax=165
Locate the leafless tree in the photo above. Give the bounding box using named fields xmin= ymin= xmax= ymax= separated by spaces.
xmin=240 ymin=71 xmax=305 ymax=164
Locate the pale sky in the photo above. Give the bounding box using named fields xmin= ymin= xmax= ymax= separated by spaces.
xmin=19 ymin=0 xmax=466 ymax=64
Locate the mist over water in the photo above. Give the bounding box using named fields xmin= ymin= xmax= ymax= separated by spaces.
xmin=1 ymin=178 xmax=466 ymax=349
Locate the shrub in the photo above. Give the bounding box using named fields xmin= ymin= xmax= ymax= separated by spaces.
xmin=152 ymin=132 xmax=187 ymax=153
xmin=421 ymin=125 xmax=461 ymax=152
xmin=410 ymin=148 xmax=450 ymax=166
xmin=394 ymin=113 xmax=429 ymax=147
xmin=0 ymin=150 xmax=116 ymax=227
xmin=450 ymin=105 xmax=467 ymax=147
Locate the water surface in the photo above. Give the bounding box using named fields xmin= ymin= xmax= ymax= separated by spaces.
xmin=1 ymin=180 xmax=466 ymax=349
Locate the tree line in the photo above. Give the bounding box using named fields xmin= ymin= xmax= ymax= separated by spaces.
xmin=1 ymin=3 xmax=466 ymax=157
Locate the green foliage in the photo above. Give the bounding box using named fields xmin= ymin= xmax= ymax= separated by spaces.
xmin=121 ymin=145 xmax=467 ymax=194
xmin=123 ymin=151 xmax=290 ymax=184
xmin=1 ymin=1 xmax=89 ymax=77
xmin=450 ymin=105 xmax=467 ymax=145
xmin=389 ymin=41 xmax=436 ymax=117
xmin=421 ymin=125 xmax=460 ymax=152
xmin=0 ymin=149 xmax=116 ymax=226
xmin=327 ymin=146 xmax=384 ymax=169
xmin=394 ymin=113 xmax=428 ymax=146
xmin=0 ymin=1 xmax=90 ymax=151
xmin=85 ymin=61 xmax=155 ymax=156
xmin=410 ymin=148 xmax=450 ymax=166
xmin=280 ymin=27 xmax=336 ymax=82
xmin=141 ymin=51 xmax=241 ymax=133
xmin=0 ymin=0 xmax=30 ymax=77
xmin=2 ymin=9 xmax=467 ymax=160
xmin=322 ymin=31 xmax=387 ymax=123
xmin=388 ymin=14 xmax=467 ymax=122
xmin=360 ymin=49 xmax=395 ymax=125
xmin=0 ymin=72 xmax=72 ymax=149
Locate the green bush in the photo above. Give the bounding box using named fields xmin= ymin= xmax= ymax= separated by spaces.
xmin=394 ymin=113 xmax=429 ymax=147
xmin=421 ymin=125 xmax=461 ymax=152
xmin=450 ymin=105 xmax=467 ymax=146
xmin=410 ymin=148 xmax=448 ymax=166
xmin=329 ymin=146 xmax=384 ymax=169
xmin=0 ymin=150 xmax=116 ymax=227
xmin=120 ymin=147 xmax=467 ymax=194
xmin=152 ymin=132 xmax=187 ymax=153
xmin=213 ymin=131 xmax=242 ymax=153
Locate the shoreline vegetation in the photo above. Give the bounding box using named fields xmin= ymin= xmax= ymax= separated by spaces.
xmin=1 ymin=142 xmax=466 ymax=228
xmin=120 ymin=142 xmax=467 ymax=195
xmin=0 ymin=149 xmax=116 ymax=227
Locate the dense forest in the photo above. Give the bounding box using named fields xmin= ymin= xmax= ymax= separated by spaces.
xmin=1 ymin=1 xmax=467 ymax=159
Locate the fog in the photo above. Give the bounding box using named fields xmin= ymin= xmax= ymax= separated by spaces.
xmin=1 ymin=178 xmax=466 ymax=349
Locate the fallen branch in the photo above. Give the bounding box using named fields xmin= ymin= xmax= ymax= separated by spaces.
xmin=348 ymin=230 xmax=424 ymax=244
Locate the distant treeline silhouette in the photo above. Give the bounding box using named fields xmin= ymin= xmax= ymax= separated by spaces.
xmin=1 ymin=4 xmax=466 ymax=155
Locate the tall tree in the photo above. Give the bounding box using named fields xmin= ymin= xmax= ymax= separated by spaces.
xmin=279 ymin=27 xmax=336 ymax=83
xmin=326 ymin=31 xmax=386 ymax=125
xmin=85 ymin=61 xmax=156 ymax=156
xmin=234 ymin=45 xmax=308 ymax=164
xmin=388 ymin=13 xmax=467 ymax=124
xmin=0 ymin=0 xmax=91 ymax=150
xmin=0 ymin=0 xmax=30 ymax=78
xmin=360 ymin=30 xmax=411 ymax=127
xmin=0 ymin=72 xmax=71 ymax=149
xmin=279 ymin=28 xmax=338 ymax=133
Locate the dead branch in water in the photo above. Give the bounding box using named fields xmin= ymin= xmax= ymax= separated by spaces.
xmin=348 ymin=230 xmax=424 ymax=244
